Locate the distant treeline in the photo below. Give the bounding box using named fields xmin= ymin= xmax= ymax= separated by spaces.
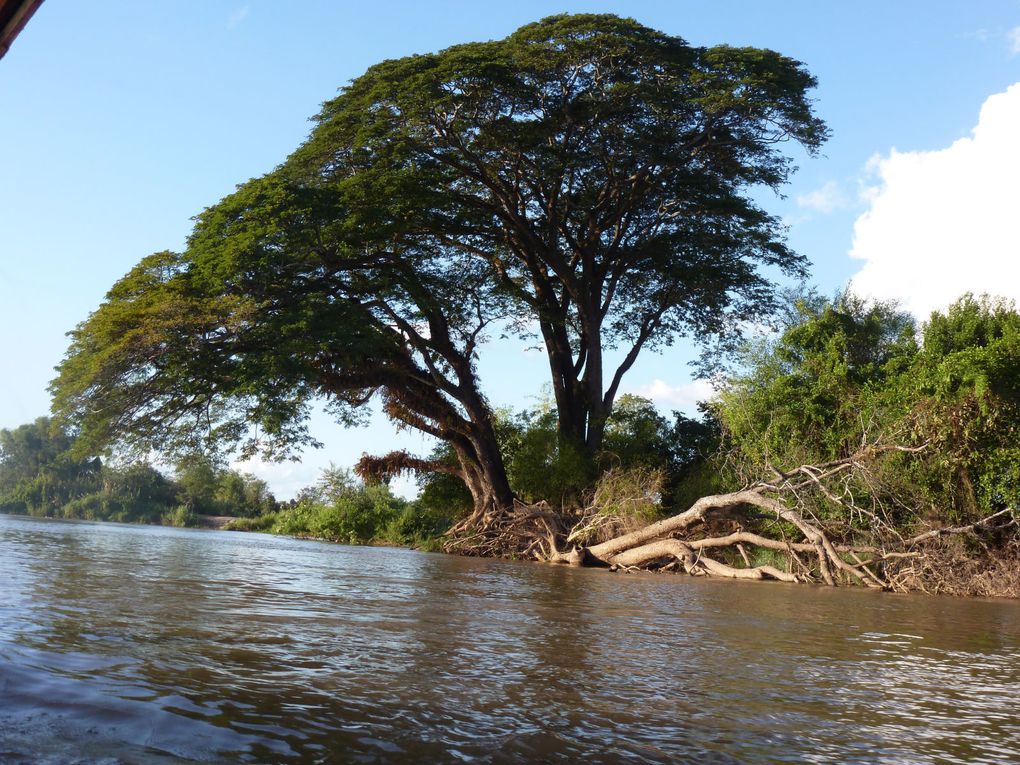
xmin=0 ymin=418 xmax=457 ymax=547
xmin=0 ymin=419 xmax=276 ymax=526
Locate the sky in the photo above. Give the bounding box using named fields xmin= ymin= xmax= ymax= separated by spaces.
xmin=2 ymin=1 xmax=1019 ymax=498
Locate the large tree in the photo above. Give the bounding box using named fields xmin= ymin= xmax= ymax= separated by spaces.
xmin=51 ymin=14 xmax=825 ymax=522
xmin=291 ymin=13 xmax=827 ymax=453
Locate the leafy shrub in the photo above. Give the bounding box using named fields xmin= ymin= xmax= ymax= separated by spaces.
xmin=224 ymin=513 xmax=278 ymax=532
xmin=381 ymin=503 xmax=455 ymax=548
xmin=569 ymin=466 xmax=666 ymax=545
xmin=62 ymin=493 xmax=105 ymax=521
xmin=259 ymin=479 xmax=408 ymax=544
xmin=715 ymin=291 xmax=1020 ymax=532
xmin=504 ymin=410 xmax=595 ymax=508
xmin=162 ymin=505 xmax=197 ymax=527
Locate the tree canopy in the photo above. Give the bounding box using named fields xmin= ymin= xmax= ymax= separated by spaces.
xmin=51 ymin=14 xmax=826 ymax=520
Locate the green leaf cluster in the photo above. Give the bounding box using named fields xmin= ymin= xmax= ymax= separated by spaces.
xmin=716 ymin=292 xmax=1020 ymax=528
xmin=233 ymin=471 xmax=450 ymax=549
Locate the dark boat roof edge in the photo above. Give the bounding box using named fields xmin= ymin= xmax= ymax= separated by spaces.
xmin=0 ymin=0 xmax=44 ymax=60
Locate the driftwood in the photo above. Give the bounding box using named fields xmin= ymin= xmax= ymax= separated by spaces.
xmin=446 ymin=442 xmax=1018 ymax=593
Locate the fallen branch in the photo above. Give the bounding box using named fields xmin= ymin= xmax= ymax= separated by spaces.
xmin=903 ymin=508 xmax=1015 ymax=546
xmin=446 ymin=442 xmax=1017 ymax=594
xmin=609 ymin=538 xmax=800 ymax=582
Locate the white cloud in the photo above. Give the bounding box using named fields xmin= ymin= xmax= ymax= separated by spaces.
xmin=856 ymin=154 xmax=885 ymax=205
xmin=966 ymin=26 xmax=1020 ymax=53
xmin=227 ymin=6 xmax=250 ymax=29
xmin=1009 ymin=26 xmax=1020 ymax=55
xmin=848 ymin=83 xmax=1020 ymax=319
xmin=797 ymin=180 xmax=848 ymax=214
xmin=231 ymin=455 xmax=309 ymax=499
xmin=626 ymin=378 xmax=715 ymax=412
xmin=232 ymin=454 xmax=420 ymax=501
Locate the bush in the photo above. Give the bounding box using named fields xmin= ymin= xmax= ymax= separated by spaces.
xmin=505 ymin=410 xmax=595 ymax=507
xmin=62 ymin=493 xmax=105 ymax=521
xmin=569 ymin=466 xmax=666 ymax=545
xmin=380 ymin=503 xmax=455 ymax=548
xmin=162 ymin=505 xmax=197 ymax=527
xmin=249 ymin=478 xmax=409 ymax=545
xmin=714 ymin=291 xmax=1020 ymax=533
xmin=224 ymin=513 xmax=278 ymax=532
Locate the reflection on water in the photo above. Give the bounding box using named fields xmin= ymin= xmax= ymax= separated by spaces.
xmin=1 ymin=514 xmax=1019 ymax=764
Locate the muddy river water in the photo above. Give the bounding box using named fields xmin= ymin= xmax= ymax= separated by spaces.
xmin=1 ymin=514 xmax=1019 ymax=763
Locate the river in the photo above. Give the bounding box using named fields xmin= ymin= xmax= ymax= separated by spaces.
xmin=1 ymin=514 xmax=1019 ymax=764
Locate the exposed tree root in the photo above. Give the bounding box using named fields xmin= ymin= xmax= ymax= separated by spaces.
xmin=444 ymin=501 xmax=574 ymax=561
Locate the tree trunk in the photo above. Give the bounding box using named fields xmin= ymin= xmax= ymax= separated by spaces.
xmin=539 ymin=314 xmax=611 ymax=459
xmin=466 ymin=437 xmax=515 ymax=515
xmin=446 ymin=434 xmax=515 ymax=528
xmin=579 ymin=314 xmax=607 ymax=453
xmin=542 ymin=322 xmax=587 ymax=446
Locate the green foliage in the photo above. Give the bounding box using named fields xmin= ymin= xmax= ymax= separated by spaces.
xmin=259 ymin=475 xmax=410 ymax=545
xmin=65 ymin=462 xmax=179 ymax=523
xmin=59 ymin=493 xmax=105 ymax=521
xmin=162 ymin=505 xmax=197 ymax=528
xmin=304 ymin=487 xmax=396 ymax=544
xmin=0 ymin=418 xmax=101 ymax=515
xmin=665 ymin=409 xmax=726 ymax=510
xmin=173 ymin=452 xmax=220 ymax=512
xmin=224 ymin=513 xmax=279 ymax=532
xmin=600 ymin=395 xmax=674 ymax=472
xmin=380 ymin=504 xmax=456 ymax=550
xmin=302 ymin=12 xmax=825 ymax=456
xmin=214 ymin=469 xmax=276 ymax=517
xmin=715 ymin=291 xmax=1020 ymax=530
xmin=294 ymin=464 xmax=360 ymax=506
xmin=223 ymin=464 xmax=458 ymax=548
xmin=172 ymin=452 xmax=278 ymax=517
xmin=504 ymin=410 xmax=595 ymax=507
xmin=906 ymin=295 xmax=1020 ymax=518
xmin=590 ymin=466 xmax=664 ymax=525
xmin=497 ymin=394 xmax=718 ymax=514
xmin=717 ymin=292 xmax=917 ymax=468
xmin=415 ymin=468 xmax=473 ymax=524
xmin=922 ymin=293 xmax=1020 ymax=359
xmin=570 ymin=465 xmax=667 ymax=545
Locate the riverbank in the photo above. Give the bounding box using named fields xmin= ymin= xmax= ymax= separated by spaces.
xmin=6 ymin=503 xmax=1019 ymax=599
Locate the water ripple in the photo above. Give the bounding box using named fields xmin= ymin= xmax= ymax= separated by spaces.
xmin=1 ymin=514 xmax=1019 ymax=763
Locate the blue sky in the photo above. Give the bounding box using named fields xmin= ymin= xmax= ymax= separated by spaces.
xmin=2 ymin=1 xmax=1019 ymax=497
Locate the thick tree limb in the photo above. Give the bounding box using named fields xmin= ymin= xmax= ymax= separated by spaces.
xmin=608 ymin=538 xmax=799 ymax=582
